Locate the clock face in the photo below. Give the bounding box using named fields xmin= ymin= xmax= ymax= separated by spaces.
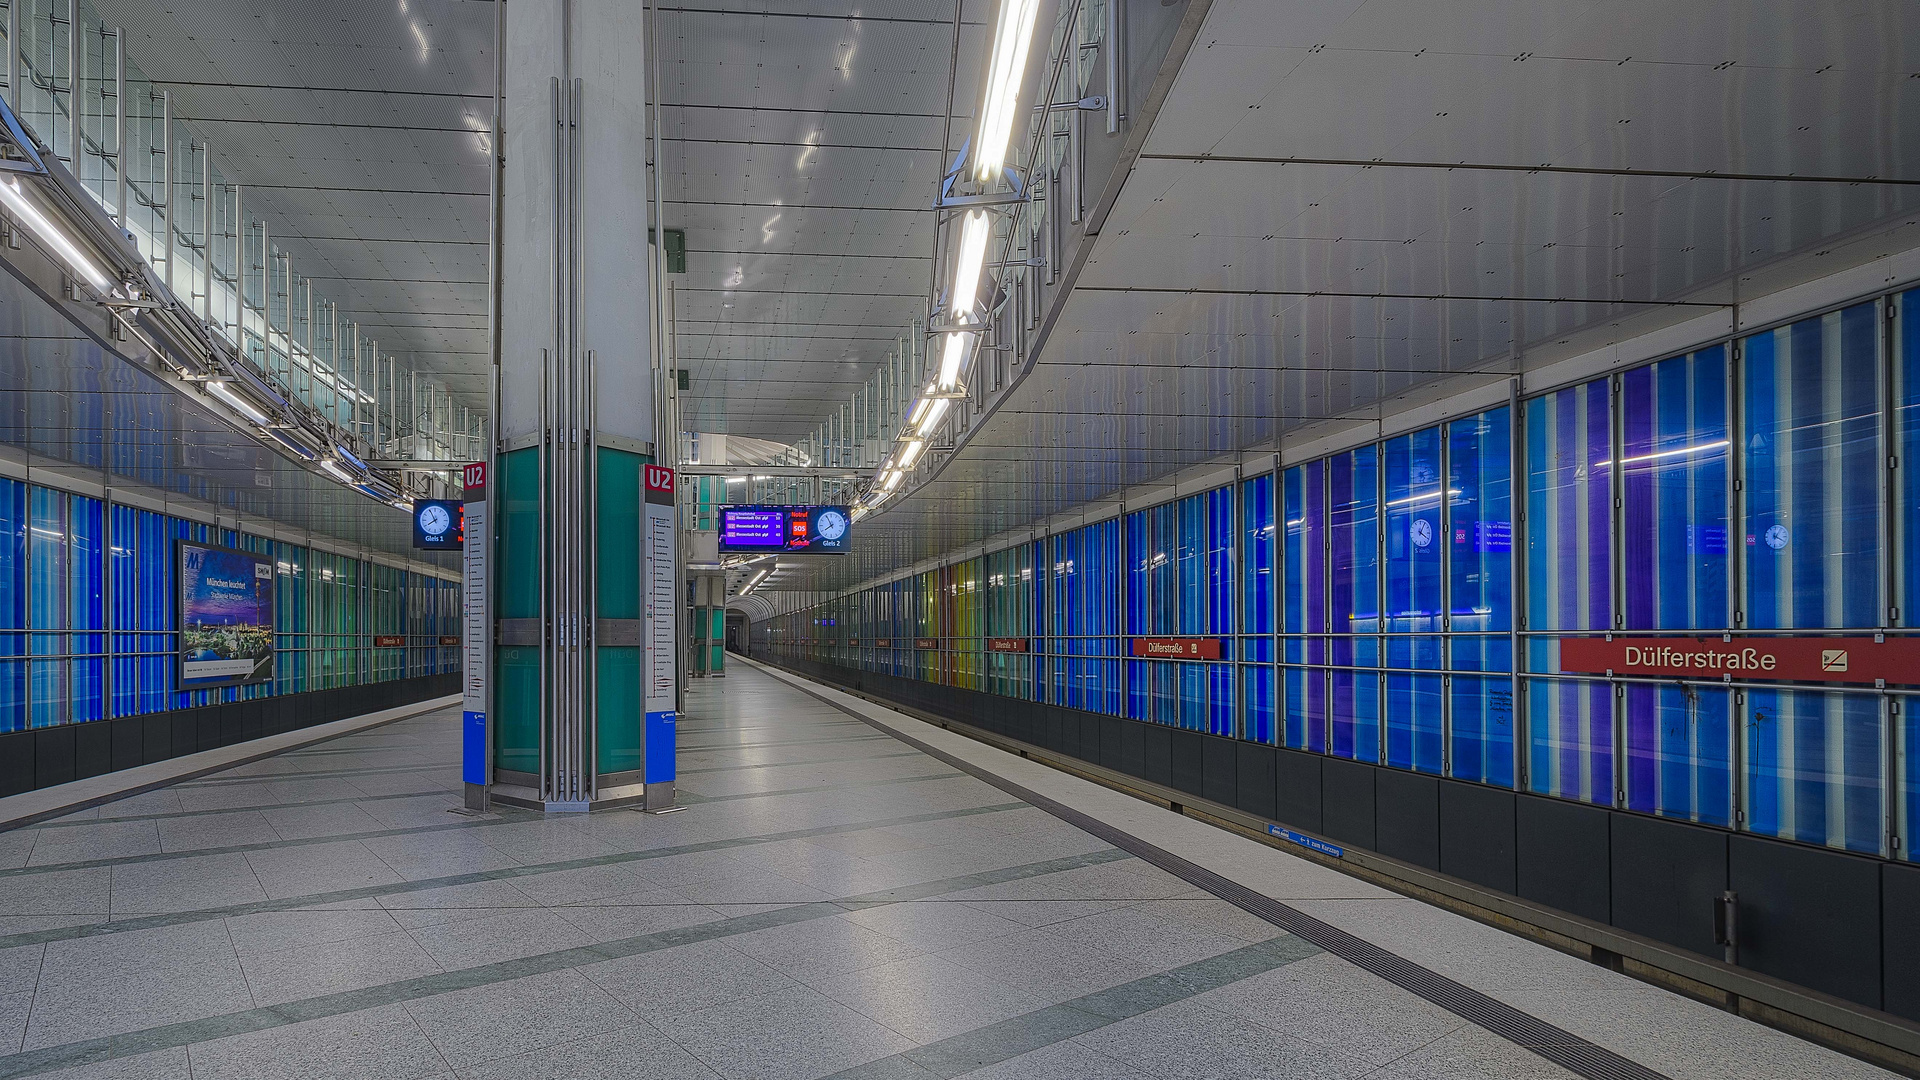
xmin=419 ymin=504 xmax=452 ymax=536
xmin=816 ymin=510 xmax=848 ymax=541
xmin=1410 ymin=518 xmax=1433 ymax=549
xmin=1764 ymin=523 xmax=1790 ymax=550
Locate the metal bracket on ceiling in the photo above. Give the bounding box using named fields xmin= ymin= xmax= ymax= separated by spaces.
xmin=1037 ymin=95 xmax=1107 ymax=112
xmin=0 ymin=94 xmax=48 ymax=177
xmin=935 ymin=190 xmax=1029 ymax=211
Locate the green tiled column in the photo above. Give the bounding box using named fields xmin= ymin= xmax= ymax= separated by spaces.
xmin=596 ymin=447 xmax=644 ymax=775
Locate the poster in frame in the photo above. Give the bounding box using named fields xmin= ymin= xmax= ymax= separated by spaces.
xmin=178 ymin=539 xmax=276 ymax=690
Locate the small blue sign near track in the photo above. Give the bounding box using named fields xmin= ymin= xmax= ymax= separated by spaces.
xmin=1268 ymin=824 xmax=1343 ymax=859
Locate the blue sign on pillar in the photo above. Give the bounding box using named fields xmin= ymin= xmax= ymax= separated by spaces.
xmin=462 ymin=711 xmax=487 ymax=785
xmin=644 ymin=711 xmax=676 ymax=783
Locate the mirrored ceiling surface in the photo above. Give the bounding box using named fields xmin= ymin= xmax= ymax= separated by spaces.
xmin=769 ymin=0 xmax=1920 ymax=599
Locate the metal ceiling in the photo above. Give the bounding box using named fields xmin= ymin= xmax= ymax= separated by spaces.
xmin=87 ymin=0 xmax=496 ymax=405
xmin=658 ymin=0 xmax=988 ymax=443
xmin=775 ymin=0 xmax=1920 ymax=599
xmin=57 ymin=0 xmax=1920 ymax=603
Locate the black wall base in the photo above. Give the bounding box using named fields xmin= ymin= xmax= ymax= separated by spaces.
xmin=768 ymin=657 xmax=1918 ymax=1035
xmin=0 ymin=674 xmax=459 ymax=799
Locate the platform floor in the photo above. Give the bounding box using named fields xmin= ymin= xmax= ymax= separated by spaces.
xmin=0 ymin=664 xmax=1891 ymax=1079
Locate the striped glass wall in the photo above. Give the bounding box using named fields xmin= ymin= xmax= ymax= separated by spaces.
xmin=0 ymin=478 xmax=458 ymax=734
xmin=765 ymin=284 xmax=1920 ymax=864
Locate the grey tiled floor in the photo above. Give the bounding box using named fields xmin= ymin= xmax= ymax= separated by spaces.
xmin=0 ymin=667 xmax=1884 ymax=1079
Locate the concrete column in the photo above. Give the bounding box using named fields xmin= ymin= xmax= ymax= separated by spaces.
xmin=489 ymin=0 xmax=661 ymax=811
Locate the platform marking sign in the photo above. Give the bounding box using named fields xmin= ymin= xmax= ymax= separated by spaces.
xmin=1268 ymin=824 xmax=1343 ymax=859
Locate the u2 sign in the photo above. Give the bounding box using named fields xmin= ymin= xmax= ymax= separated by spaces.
xmin=1558 ymin=636 xmax=1920 ymax=687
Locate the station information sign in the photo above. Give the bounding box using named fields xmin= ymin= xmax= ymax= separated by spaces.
xmin=718 ymin=505 xmax=852 ymax=554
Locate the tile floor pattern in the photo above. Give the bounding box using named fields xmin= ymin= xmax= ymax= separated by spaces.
xmin=0 ymin=666 xmax=1886 ymax=1079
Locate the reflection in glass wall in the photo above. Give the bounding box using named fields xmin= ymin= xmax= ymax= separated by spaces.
xmin=1742 ymin=302 xmax=1882 ymax=631
xmin=0 ymin=477 xmax=455 ymax=733
xmin=1447 ymin=408 xmax=1512 ymax=787
xmin=1524 ymin=379 xmax=1612 ymax=804
xmin=1383 ymin=428 xmax=1443 ymax=775
xmin=1329 ymin=447 xmax=1380 ymax=763
xmin=1241 ymin=475 xmax=1275 ymax=744
xmin=1283 ymin=461 xmax=1327 ymax=752
xmin=770 ymin=283 xmax=1920 ymax=867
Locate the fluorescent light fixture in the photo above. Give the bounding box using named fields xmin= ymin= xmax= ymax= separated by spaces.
xmin=268 ymin=429 xmax=319 ymax=461
xmin=725 ymin=476 xmax=747 ymax=484
xmin=1593 ymin=439 xmax=1729 ymax=469
xmin=897 ymin=439 xmax=925 ymax=468
xmin=915 ymin=397 xmax=951 ymax=436
xmin=752 ymin=474 xmax=771 ymax=481
xmin=320 ymin=459 xmax=354 ymax=483
xmin=205 ymin=379 xmax=269 ymax=425
xmin=908 ymin=397 xmax=932 ymax=425
xmin=973 ymin=0 xmax=1043 ymax=182
xmin=1384 ymin=487 xmax=1460 ymax=508
xmin=949 ymin=209 xmax=991 ymax=325
xmin=0 ymin=178 xmax=110 ymax=291
xmin=392 ymin=499 xmax=412 ymax=511
xmin=883 ymin=470 xmax=903 ymax=491
xmin=336 ymin=446 xmax=368 ymax=471
xmin=937 ymin=332 xmax=970 ymax=390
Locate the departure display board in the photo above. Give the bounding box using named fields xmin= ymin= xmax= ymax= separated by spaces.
xmin=718 ymin=505 xmax=852 ymax=554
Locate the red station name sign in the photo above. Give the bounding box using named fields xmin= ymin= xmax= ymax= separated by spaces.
xmin=986 ymin=637 xmax=1029 ymax=653
xmin=1559 ymin=636 xmax=1920 ymax=686
xmin=1129 ymin=637 xmax=1224 ymax=660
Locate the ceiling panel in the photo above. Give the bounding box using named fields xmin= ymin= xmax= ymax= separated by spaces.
xmin=764 ymin=0 xmax=1920 ymax=602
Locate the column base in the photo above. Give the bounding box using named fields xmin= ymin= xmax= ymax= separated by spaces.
xmin=486 ymin=781 xmax=654 ymax=813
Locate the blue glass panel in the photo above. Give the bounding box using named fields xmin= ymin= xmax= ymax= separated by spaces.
xmin=29 ymin=488 xmax=66 ymax=728
xmin=1284 ymin=665 xmax=1324 ymax=753
xmin=1241 ymin=475 xmax=1275 ymax=665
xmin=1242 ymin=665 xmax=1275 ymax=744
xmin=1330 ymin=448 xmax=1380 ymax=762
xmin=1384 ymin=427 xmax=1443 ymax=774
xmin=69 ymin=496 xmax=104 ymax=723
xmin=1621 ymin=348 xmax=1729 ymax=631
xmin=1283 ymin=462 xmax=1326 ymax=635
xmin=0 ymin=480 xmax=22 ymax=733
xmin=1447 ymin=407 xmax=1511 ymax=634
xmin=1177 ymin=494 xmax=1203 ymax=636
xmin=1282 ymin=462 xmax=1327 ymax=752
xmin=1743 ymin=301 xmax=1881 ymax=629
xmin=1522 ymin=382 xmax=1613 ymax=803
xmin=1526 ymin=677 xmax=1614 ymax=805
xmin=1744 ymin=689 xmax=1882 ymax=855
xmin=1900 ymin=289 xmax=1920 ymax=627
xmin=1449 ymin=637 xmax=1513 ymax=786
xmin=1623 ymin=684 xmax=1731 ymax=826
xmin=1447 ymin=409 xmax=1512 ymax=786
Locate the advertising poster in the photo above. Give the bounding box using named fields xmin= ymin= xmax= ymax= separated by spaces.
xmin=179 ymin=541 xmax=276 ymax=689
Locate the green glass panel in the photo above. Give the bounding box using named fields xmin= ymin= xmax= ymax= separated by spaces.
xmin=494 ymin=446 xmax=542 ymax=770
xmin=596 ymin=646 xmax=642 ymax=774
xmin=497 ymin=446 xmax=541 ymax=620
xmin=495 ymin=645 xmax=540 ymax=773
xmin=597 ymin=447 xmax=643 ymax=619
